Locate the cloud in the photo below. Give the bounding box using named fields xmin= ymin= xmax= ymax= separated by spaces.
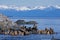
xmin=0 ymin=5 xmax=60 ymax=11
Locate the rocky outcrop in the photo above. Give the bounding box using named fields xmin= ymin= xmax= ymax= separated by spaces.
xmin=0 ymin=13 xmax=17 ymax=28
xmin=0 ymin=14 xmax=55 ymax=36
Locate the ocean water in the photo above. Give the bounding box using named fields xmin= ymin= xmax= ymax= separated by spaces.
xmin=0 ymin=32 xmax=60 ymax=40
xmin=0 ymin=18 xmax=60 ymax=40
xmin=0 ymin=34 xmax=58 ymax=40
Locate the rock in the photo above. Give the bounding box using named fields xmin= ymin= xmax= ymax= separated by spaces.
xmin=0 ymin=13 xmax=17 ymax=28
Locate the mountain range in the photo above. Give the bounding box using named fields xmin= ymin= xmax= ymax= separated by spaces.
xmin=0 ymin=5 xmax=60 ymax=19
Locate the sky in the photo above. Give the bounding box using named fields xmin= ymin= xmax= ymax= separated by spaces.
xmin=0 ymin=0 xmax=60 ymax=7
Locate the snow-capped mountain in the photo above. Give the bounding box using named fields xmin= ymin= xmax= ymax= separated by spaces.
xmin=0 ymin=5 xmax=47 ymax=10
xmin=0 ymin=5 xmax=60 ymax=19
